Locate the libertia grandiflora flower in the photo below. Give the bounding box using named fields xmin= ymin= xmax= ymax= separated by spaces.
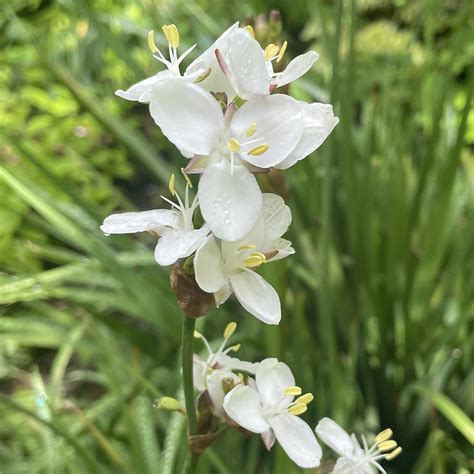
xmin=315 ymin=418 xmax=402 ymax=473
xmin=101 ymin=173 xmax=208 ymax=266
xmin=223 ymin=358 xmax=322 ymax=468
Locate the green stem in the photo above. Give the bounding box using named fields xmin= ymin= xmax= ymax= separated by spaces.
xmin=181 ymin=316 xmax=200 ymax=473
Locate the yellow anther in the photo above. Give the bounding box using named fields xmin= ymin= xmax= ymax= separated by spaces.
xmin=288 ymin=403 xmax=307 ymax=416
xmin=168 ymin=173 xmax=176 ymax=195
xmin=284 ymin=386 xmax=302 ymax=396
xmin=243 ymin=253 xmax=265 ymax=268
xmin=193 ymin=330 xmax=203 ymax=339
xmin=238 ymin=373 xmax=244 ymax=382
xmin=227 ymin=138 xmax=241 ymax=152
xmin=277 ymin=40 xmax=287 ymax=63
xmin=238 ymin=243 xmax=256 ymax=251
xmin=248 ymin=144 xmax=269 ymax=156
xmin=147 ymin=30 xmax=158 ymax=53
xmin=224 ymin=321 xmax=237 ymax=339
xmin=162 ymin=24 xmax=179 ymax=48
xmin=378 ymin=440 xmax=398 ymax=452
xmin=181 ymin=168 xmax=193 ymax=188
xmin=244 ymin=25 xmax=255 ymax=39
xmin=385 ymin=447 xmax=402 ymax=461
xmin=295 ymin=393 xmax=314 ymax=405
xmin=231 ymin=344 xmax=241 ymax=352
xmin=194 ymin=68 xmax=211 ymax=84
xmin=375 ymin=428 xmax=393 ymax=443
xmin=245 ymin=122 xmax=257 ymax=137
xmin=264 ymin=43 xmax=279 ymax=61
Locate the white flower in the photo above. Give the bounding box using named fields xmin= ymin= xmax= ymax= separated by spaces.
xmin=315 ymin=418 xmax=402 ymax=474
xmin=100 ymin=174 xmax=209 ymax=266
xmin=115 ymin=24 xmax=204 ymax=103
xmin=223 ymin=358 xmax=322 ymax=468
xmin=193 ymin=193 xmax=294 ymax=324
xmin=193 ymin=322 xmax=258 ymax=417
xmin=187 ymin=25 xmax=319 ymax=101
xmin=148 ymin=78 xmax=337 ymax=240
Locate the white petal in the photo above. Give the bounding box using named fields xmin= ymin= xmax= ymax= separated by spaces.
xmin=101 ymin=209 xmax=180 ymax=235
xmin=186 ymin=22 xmax=239 ymax=99
xmin=193 ymin=354 xmax=208 ymax=392
xmin=214 ymin=353 xmax=259 ymax=374
xmin=214 ymin=281 xmax=232 ymax=307
xmin=260 ymin=193 xmax=292 ymax=249
xmin=226 ymin=29 xmax=269 ymax=98
xmin=194 ymin=235 xmax=227 ymax=293
xmin=154 ymin=226 xmax=209 ymax=266
xmin=149 ymin=79 xmax=224 ymax=157
xmin=223 ymin=384 xmax=269 ymax=433
xmin=231 ymin=94 xmax=303 ymax=168
xmin=267 ymin=238 xmax=295 ymax=262
xmin=255 ymin=358 xmax=295 ymax=408
xmin=333 ymin=457 xmax=364 ymax=474
xmin=207 ymin=369 xmax=239 ymax=417
xmin=315 ymin=417 xmax=355 ymax=458
xmin=271 ymin=51 xmax=319 ymax=89
xmin=198 ymin=161 xmax=262 ymax=241
xmin=115 ymin=70 xmax=173 ymax=103
xmin=269 ymin=413 xmax=322 ymax=468
xmin=229 ymin=271 xmax=281 ymax=325
xmin=276 ymin=102 xmax=339 ymax=170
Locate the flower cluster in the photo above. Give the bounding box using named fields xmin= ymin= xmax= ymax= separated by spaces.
xmin=101 ymin=21 xmax=402 ymax=471
xmin=102 ymin=21 xmax=338 ymax=323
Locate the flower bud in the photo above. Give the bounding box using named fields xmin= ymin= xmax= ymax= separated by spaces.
xmin=155 ymin=396 xmax=182 ymax=412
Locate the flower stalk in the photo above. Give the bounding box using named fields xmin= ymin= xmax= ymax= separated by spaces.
xmin=181 ymin=315 xmax=200 ymax=473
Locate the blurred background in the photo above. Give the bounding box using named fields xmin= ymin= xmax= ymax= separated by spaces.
xmin=1 ymin=0 xmax=473 ymax=472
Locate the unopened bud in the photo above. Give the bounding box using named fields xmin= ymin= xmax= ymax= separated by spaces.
xmin=156 ymin=396 xmax=181 ymax=412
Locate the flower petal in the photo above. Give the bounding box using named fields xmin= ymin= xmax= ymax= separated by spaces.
xmin=226 ymin=28 xmax=269 ymax=98
xmin=115 ymin=70 xmax=173 ymax=103
xmin=207 ymin=369 xmax=240 ymax=417
xmin=223 ymin=384 xmax=269 ymax=433
xmin=154 ymin=226 xmax=209 ymax=266
xmin=267 ymin=238 xmax=295 ymax=261
xmin=101 ymin=209 xmax=180 ymax=235
xmin=260 ymin=193 xmax=292 ymax=250
xmin=229 ymin=271 xmax=281 ymax=325
xmin=186 ymin=22 xmax=239 ymax=99
xmin=194 ymin=235 xmax=227 ymax=293
xmin=231 ymin=94 xmax=303 ymax=168
xmin=315 ymin=417 xmax=355 ymax=458
xmin=275 ymin=102 xmax=339 ymax=170
xmin=261 ymin=429 xmax=276 ymax=451
xmin=214 ymin=353 xmax=260 ymax=374
xmin=269 ymin=413 xmax=322 ymax=468
xmin=198 ymin=161 xmax=262 ymax=241
xmin=255 ymin=358 xmax=295 ymax=407
xmin=193 ymin=354 xmax=208 ymax=392
xmin=149 ymin=79 xmax=224 ymax=157
xmin=271 ymin=51 xmax=319 ymax=89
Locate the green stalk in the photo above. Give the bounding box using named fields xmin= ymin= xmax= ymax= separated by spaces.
xmin=181 ymin=316 xmax=200 ymax=473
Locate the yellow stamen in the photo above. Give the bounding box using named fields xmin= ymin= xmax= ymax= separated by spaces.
xmin=223 ymin=321 xmax=237 ymax=339
xmin=245 ymin=122 xmax=257 ymax=137
xmin=288 ymin=403 xmax=307 ymax=416
xmin=238 ymin=243 xmax=256 ymax=251
xmin=375 ymin=428 xmax=393 ymax=443
xmin=264 ymin=43 xmax=279 ymax=61
xmin=193 ymin=330 xmax=203 ymax=339
xmin=295 ymin=393 xmax=314 ymax=405
xmin=162 ymin=24 xmax=179 ymax=48
xmin=244 ymin=25 xmax=255 ymax=39
xmin=385 ymin=447 xmax=402 ymax=461
xmin=231 ymin=344 xmax=241 ymax=352
xmin=378 ymin=440 xmax=398 ymax=452
xmin=283 ymin=386 xmax=302 ymax=396
xmin=180 ymin=168 xmax=193 ymax=188
xmin=276 ymin=40 xmax=287 ymax=63
xmin=168 ymin=173 xmax=175 ymax=195
xmin=248 ymin=144 xmax=269 ymax=156
xmin=227 ymin=138 xmax=241 ymax=152
xmin=194 ymin=68 xmax=211 ymax=84
xmin=147 ymin=30 xmax=158 ymax=53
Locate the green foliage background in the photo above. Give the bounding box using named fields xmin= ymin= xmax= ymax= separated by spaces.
xmin=1 ymin=0 xmax=473 ymax=472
